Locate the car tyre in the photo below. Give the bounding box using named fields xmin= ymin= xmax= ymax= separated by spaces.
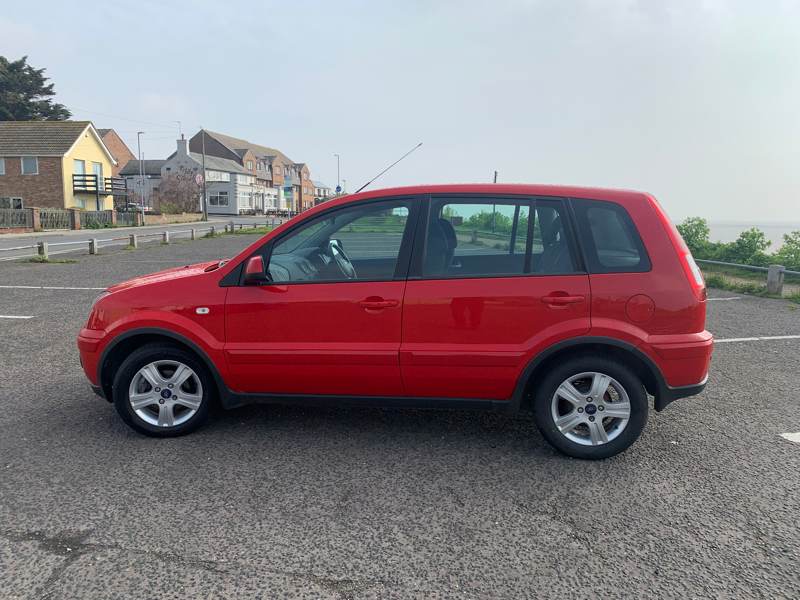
xmin=112 ymin=343 xmax=213 ymax=437
xmin=532 ymin=356 xmax=648 ymax=459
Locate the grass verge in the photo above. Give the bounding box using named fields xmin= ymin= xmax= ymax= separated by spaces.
xmin=23 ymin=256 xmax=78 ymax=264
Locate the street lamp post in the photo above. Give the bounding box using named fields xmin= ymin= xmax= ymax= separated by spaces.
xmin=136 ymin=131 xmax=144 ymax=218
xmin=334 ymin=153 xmax=340 ymax=194
xmin=201 ymin=129 xmax=208 ymax=221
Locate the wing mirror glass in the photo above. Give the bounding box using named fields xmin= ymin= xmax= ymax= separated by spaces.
xmin=243 ymin=255 xmax=270 ymax=285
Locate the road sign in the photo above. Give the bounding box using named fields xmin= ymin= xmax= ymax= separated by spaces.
xmin=195 ymin=173 xmax=204 ymax=186
xmin=335 ymin=185 xmax=342 ymax=193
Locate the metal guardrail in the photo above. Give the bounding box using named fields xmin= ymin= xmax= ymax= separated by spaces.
xmin=0 ymin=219 xmax=283 ymax=261
xmin=696 ymin=258 xmax=798 ymax=296
xmin=695 ymin=258 xmax=800 ymax=277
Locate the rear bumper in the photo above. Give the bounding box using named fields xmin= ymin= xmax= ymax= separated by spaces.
xmin=655 ymin=373 xmax=708 ymax=411
xmin=647 ymin=331 xmax=713 ymax=411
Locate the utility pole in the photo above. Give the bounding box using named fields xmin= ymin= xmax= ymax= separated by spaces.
xmin=136 ymin=131 xmax=145 ymax=216
xmin=334 ymin=153 xmax=341 ymax=194
xmin=201 ymin=129 xmax=208 ymax=221
xmin=493 ymin=170 xmax=498 ymax=183
xmin=342 ymin=179 xmax=347 ymax=193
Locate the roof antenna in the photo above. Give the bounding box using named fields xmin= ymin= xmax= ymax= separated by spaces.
xmin=355 ymin=142 xmax=422 ymax=194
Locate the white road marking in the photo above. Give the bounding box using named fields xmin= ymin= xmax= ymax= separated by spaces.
xmin=780 ymin=432 xmax=800 ymax=444
xmin=715 ymin=335 xmax=800 ymax=344
xmin=0 ymin=315 xmax=34 ymax=319
xmin=0 ymin=285 xmax=105 ymax=290
xmin=707 ymin=297 xmax=741 ymax=302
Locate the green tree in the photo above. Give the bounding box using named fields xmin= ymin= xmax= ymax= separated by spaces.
xmin=676 ymin=217 xmax=710 ymax=256
xmin=775 ymin=231 xmax=800 ymax=271
xmin=720 ymin=227 xmax=771 ymax=265
xmin=0 ymin=56 xmax=71 ymax=121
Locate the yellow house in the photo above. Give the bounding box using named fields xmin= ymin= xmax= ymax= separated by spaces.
xmin=0 ymin=121 xmax=123 ymax=211
xmin=64 ymin=123 xmax=119 ymax=210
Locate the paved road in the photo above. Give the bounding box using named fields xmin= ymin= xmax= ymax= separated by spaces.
xmin=0 ymin=236 xmax=798 ymax=598
xmin=0 ymin=215 xmax=286 ymax=261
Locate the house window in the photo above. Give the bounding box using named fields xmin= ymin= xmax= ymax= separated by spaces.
xmin=247 ymin=160 xmax=253 ymax=170
xmin=0 ymin=197 xmax=23 ymax=209
xmin=21 ymin=156 xmax=38 ymax=175
xmin=73 ymin=159 xmax=85 ymax=174
xmin=0 ymin=158 xmax=5 ymax=175
xmin=92 ymin=162 xmax=104 ymax=190
xmin=208 ymin=191 xmax=229 ymax=206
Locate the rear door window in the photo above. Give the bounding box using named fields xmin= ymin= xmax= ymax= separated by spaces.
xmin=421 ymin=197 xmax=580 ymax=278
xmin=571 ymin=199 xmax=650 ymax=273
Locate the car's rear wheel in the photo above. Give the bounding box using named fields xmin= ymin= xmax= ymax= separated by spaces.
xmin=532 ymin=357 xmax=648 ymax=459
xmin=112 ymin=344 xmax=213 ymax=437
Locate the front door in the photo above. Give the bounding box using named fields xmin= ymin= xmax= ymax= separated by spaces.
xmin=224 ymin=197 xmax=419 ymax=396
xmin=400 ymin=196 xmax=591 ymax=400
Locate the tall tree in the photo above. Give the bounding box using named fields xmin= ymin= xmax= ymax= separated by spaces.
xmin=0 ymin=55 xmax=71 ymax=121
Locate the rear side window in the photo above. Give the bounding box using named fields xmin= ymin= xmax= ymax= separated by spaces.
xmin=571 ymin=199 xmax=650 ymax=273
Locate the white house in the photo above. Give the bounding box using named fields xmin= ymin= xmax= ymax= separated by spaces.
xmin=162 ymin=138 xmax=256 ymax=215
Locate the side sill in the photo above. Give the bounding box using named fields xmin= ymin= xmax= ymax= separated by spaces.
xmin=222 ymin=392 xmax=513 ymax=413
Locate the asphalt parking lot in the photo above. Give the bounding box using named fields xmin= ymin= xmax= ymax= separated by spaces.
xmin=1 ymin=234 xmax=799 ymax=599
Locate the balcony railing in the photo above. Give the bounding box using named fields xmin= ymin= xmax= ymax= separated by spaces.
xmin=73 ymin=174 xmax=128 ymax=197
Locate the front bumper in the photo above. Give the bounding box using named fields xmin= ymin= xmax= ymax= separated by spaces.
xmin=77 ymin=327 xmax=107 ymax=387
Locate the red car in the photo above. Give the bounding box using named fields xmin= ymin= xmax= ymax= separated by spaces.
xmin=78 ymin=184 xmax=712 ymax=459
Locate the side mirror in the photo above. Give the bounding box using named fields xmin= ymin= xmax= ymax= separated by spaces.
xmin=243 ymin=255 xmax=270 ymax=285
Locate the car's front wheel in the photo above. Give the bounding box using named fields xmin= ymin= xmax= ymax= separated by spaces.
xmin=112 ymin=344 xmax=213 ymax=437
xmin=532 ymin=357 xmax=648 ymax=459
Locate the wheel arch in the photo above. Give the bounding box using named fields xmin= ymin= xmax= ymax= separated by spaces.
xmin=98 ymin=328 xmax=228 ymax=404
xmin=511 ymin=337 xmax=666 ymax=413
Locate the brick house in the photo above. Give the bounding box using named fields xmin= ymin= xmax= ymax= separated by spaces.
xmin=188 ymin=130 xmax=312 ymax=213
xmin=0 ymin=121 xmax=125 ymax=211
xmin=97 ymin=129 xmax=136 ymax=177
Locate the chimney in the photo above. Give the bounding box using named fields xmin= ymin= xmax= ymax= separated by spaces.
xmin=176 ymin=135 xmax=188 ymax=157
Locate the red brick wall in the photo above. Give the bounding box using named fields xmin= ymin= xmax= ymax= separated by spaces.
xmin=299 ymin=165 xmax=314 ymax=210
xmin=101 ymin=131 xmax=136 ymax=176
xmin=0 ymin=156 xmax=65 ymax=209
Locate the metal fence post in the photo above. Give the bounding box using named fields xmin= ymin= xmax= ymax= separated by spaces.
xmin=89 ymin=239 xmax=98 ymax=255
xmin=129 ymin=234 xmax=138 ymax=249
xmin=190 ymin=228 xmax=196 ymax=241
xmin=37 ymin=241 xmax=48 ymax=259
xmin=210 ymin=225 xmax=216 ymax=236
xmin=229 ymin=220 xmax=235 ymax=233
xmin=162 ymin=231 xmax=170 ymax=244
xmin=767 ymin=265 xmax=785 ymax=295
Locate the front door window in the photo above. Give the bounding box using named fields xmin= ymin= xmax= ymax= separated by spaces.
xmin=268 ymin=200 xmax=412 ymax=283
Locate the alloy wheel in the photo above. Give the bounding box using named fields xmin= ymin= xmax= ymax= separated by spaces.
xmin=127 ymin=360 xmax=204 ymax=428
xmin=550 ymin=371 xmax=631 ymax=446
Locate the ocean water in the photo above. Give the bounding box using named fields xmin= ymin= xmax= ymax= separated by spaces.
xmin=706 ymin=221 xmax=800 ymax=250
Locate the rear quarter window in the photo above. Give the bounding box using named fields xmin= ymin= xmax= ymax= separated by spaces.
xmin=571 ymin=199 xmax=651 ymax=273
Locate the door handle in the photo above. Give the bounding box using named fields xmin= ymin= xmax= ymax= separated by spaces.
xmin=359 ymin=297 xmax=399 ymax=310
xmin=542 ymin=293 xmax=585 ymax=307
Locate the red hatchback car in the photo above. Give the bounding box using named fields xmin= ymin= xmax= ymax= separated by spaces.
xmin=78 ymin=184 xmax=712 ymax=459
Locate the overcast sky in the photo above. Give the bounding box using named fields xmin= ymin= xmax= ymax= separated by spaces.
xmin=3 ymin=0 xmax=798 ymax=222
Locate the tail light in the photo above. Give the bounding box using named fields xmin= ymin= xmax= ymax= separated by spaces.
xmin=648 ymin=196 xmax=707 ymax=302
xmin=681 ymin=252 xmax=707 ymax=301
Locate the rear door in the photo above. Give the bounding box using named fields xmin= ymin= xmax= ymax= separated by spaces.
xmin=400 ymin=195 xmax=590 ymax=400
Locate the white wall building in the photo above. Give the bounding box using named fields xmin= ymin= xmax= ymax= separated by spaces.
xmin=162 ymin=138 xmax=257 ymax=215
